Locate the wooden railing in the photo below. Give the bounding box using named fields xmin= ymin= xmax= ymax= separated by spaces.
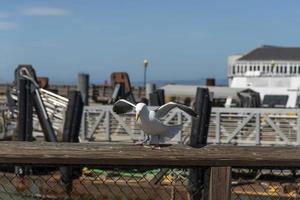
xmin=0 ymin=142 xmax=300 ymax=199
xmin=0 ymin=141 xmax=298 ymax=166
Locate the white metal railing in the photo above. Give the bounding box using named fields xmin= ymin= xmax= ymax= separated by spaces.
xmin=81 ymin=105 xmax=185 ymax=142
xmin=81 ymin=106 xmax=300 ymax=145
xmin=211 ymin=107 xmax=300 ymax=145
xmin=80 ymin=105 xmax=192 ymax=143
xmin=7 ymin=93 xmax=300 ymax=146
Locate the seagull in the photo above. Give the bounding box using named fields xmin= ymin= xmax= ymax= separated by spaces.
xmin=113 ymin=99 xmax=198 ymax=147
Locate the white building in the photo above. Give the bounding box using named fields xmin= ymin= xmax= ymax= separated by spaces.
xmin=228 ymin=45 xmax=300 ymax=108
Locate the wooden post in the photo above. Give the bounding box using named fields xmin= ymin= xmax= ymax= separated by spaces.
xmin=189 ymin=88 xmax=212 ymax=200
xmin=61 ymin=91 xmax=84 ymax=194
xmin=77 ymin=73 xmax=89 ymax=106
xmin=190 ymin=87 xmax=212 ymax=147
xmin=15 ymin=64 xmax=57 ymax=142
xmin=17 ymin=78 xmax=27 ymax=141
xmin=209 ymin=167 xmax=231 ymax=200
xmin=15 ymin=65 xmax=35 ymax=177
xmin=25 ymin=79 xmax=33 ymax=141
xmin=15 ymin=65 xmax=34 ymax=142
xmin=156 ymin=89 xmax=165 ymax=105
xmin=146 ymin=83 xmax=156 ymax=100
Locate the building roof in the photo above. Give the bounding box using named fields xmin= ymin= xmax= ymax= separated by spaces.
xmin=238 ymin=45 xmax=300 ymax=61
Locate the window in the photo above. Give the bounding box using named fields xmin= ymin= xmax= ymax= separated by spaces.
xmin=290 ymin=66 xmax=293 ymax=73
xmin=267 ymin=66 xmax=270 ymax=72
xmin=250 ymin=66 xmax=252 ymax=71
xmin=254 ymin=66 xmax=256 ymax=71
xmin=298 ymin=66 xmax=300 ymax=74
xmin=294 ymin=67 xmax=297 ymax=74
xmin=237 ymin=66 xmax=240 ymax=73
xmin=263 ymin=66 xmax=265 ymax=71
xmin=284 ymin=67 xmax=287 ymax=73
xmin=262 ymin=95 xmax=289 ymax=108
xmin=257 ymin=66 xmax=260 ymax=71
xmin=280 ymin=66 xmax=283 ymax=73
xmin=232 ymin=66 xmax=235 ymax=74
xmin=276 ymin=67 xmax=279 ymax=73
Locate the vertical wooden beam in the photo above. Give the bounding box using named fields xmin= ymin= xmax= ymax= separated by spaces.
xmin=17 ymin=79 xmax=27 ymax=141
xmin=77 ymin=73 xmax=89 ymax=106
xmin=25 ymin=79 xmax=33 ymax=141
xmin=16 ymin=66 xmax=34 ymax=142
xmin=209 ymin=167 xmax=231 ymax=200
xmin=189 ymin=88 xmax=212 ymax=200
xmin=190 ymin=88 xmax=206 ymax=147
xmin=62 ymin=91 xmax=84 ymax=143
xmin=156 ymin=89 xmax=165 ymax=105
xmin=61 ymin=91 xmax=84 ymax=194
xmin=15 ymin=65 xmax=35 ymax=177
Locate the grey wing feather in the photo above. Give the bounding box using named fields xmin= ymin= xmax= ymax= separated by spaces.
xmin=155 ymin=102 xmax=198 ymax=118
xmin=113 ymin=99 xmax=136 ymax=114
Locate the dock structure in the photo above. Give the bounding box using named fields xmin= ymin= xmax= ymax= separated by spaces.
xmin=0 ymin=82 xmax=146 ymax=105
xmin=0 ymin=142 xmax=297 ymax=199
xmin=2 ymin=103 xmax=300 ymax=145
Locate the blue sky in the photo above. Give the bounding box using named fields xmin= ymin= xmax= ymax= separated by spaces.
xmin=0 ymin=0 xmax=300 ymax=84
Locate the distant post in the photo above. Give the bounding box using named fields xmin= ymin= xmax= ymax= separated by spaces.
xmin=77 ymin=73 xmax=89 ymax=106
xmin=143 ymin=59 xmax=148 ymax=92
xmin=146 ymin=83 xmax=156 ymax=100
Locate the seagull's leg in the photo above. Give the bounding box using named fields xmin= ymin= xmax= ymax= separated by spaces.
xmin=135 ymin=134 xmax=150 ymax=146
xmin=144 ymin=135 xmax=150 ymax=144
xmin=151 ymin=136 xmax=161 ymax=150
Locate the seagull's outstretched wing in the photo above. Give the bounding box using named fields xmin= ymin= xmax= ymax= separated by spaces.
xmin=155 ymin=102 xmax=198 ymax=118
xmin=113 ymin=99 xmax=136 ymax=114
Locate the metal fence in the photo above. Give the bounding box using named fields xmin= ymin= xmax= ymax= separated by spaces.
xmin=231 ymin=167 xmax=300 ymax=200
xmin=0 ymin=165 xmax=298 ymax=199
xmin=0 ymin=165 xmax=201 ymax=200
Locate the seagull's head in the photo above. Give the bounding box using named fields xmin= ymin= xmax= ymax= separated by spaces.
xmin=135 ymin=103 xmax=147 ymax=121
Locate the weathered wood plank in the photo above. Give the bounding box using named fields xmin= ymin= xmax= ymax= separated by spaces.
xmin=209 ymin=167 xmax=231 ymax=200
xmin=0 ymin=142 xmax=298 ymax=166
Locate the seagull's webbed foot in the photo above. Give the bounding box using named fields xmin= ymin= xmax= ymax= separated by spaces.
xmin=151 ymin=145 xmax=161 ymax=150
xmin=150 ymin=136 xmax=161 ymax=150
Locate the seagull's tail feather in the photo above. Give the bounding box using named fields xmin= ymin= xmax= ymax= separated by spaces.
xmin=149 ymin=124 xmax=182 ymax=145
xmin=163 ymin=124 xmax=183 ymax=139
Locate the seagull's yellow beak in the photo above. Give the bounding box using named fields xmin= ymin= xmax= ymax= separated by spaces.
xmin=136 ymin=113 xmax=140 ymax=121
